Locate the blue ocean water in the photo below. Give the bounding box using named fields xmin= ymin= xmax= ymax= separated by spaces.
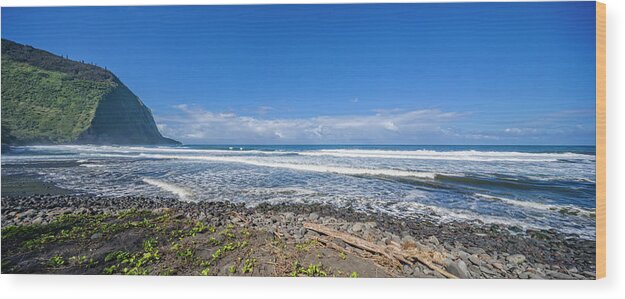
xmin=1 ymin=144 xmax=596 ymax=238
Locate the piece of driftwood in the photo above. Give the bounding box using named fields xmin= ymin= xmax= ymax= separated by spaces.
xmin=304 ymin=222 xmax=396 ymax=260
xmin=303 ymin=222 xmax=457 ymax=279
xmin=312 ymin=236 xmax=399 ymax=277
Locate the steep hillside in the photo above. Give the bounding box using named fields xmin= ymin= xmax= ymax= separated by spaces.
xmin=1 ymin=39 xmax=179 ymax=145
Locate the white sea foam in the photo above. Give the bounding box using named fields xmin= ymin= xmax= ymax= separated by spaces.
xmin=385 ymin=201 xmax=595 ymax=239
xmin=19 ymin=145 xmax=595 ymax=162
xmin=6 ymin=144 xmax=596 ymax=238
xmin=299 ymin=149 xmax=594 ymax=162
xmin=22 ymin=145 xmax=282 ymax=156
xmin=474 ymin=193 xmax=594 ymax=216
xmin=137 ymin=153 xmax=438 ymax=179
xmin=142 ymin=178 xmax=194 ymax=202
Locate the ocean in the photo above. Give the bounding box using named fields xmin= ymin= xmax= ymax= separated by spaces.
xmin=1 ymin=144 xmax=596 ymax=239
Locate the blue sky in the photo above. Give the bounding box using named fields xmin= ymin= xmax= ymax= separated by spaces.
xmin=2 ymin=2 xmax=596 ymax=145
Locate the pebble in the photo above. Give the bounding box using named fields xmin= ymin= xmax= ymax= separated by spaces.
xmin=506 ymin=254 xmax=526 ymax=265
xmin=308 ymin=213 xmax=319 ymax=221
xmin=468 ymin=254 xmax=482 ymax=266
xmin=403 ymin=265 xmax=414 ymax=275
xmin=352 ymin=222 xmax=363 ymax=233
xmin=546 ymin=270 xmax=574 ymax=280
xmin=446 ymin=260 xmax=470 ymax=279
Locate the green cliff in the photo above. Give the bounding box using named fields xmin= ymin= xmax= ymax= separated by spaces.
xmin=1 ymin=39 xmax=179 ymax=145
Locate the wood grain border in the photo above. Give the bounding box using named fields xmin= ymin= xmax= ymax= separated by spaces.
xmin=596 ymin=1 xmax=606 ymax=280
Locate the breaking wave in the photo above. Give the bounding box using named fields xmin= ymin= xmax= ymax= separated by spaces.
xmin=142 ymin=178 xmax=194 ymax=202
xmin=137 ymin=153 xmax=438 ymax=179
xmin=474 ymin=193 xmax=595 ymax=217
xmin=299 ymin=149 xmax=595 ymax=162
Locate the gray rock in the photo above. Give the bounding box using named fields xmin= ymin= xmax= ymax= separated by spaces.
xmin=479 ymin=265 xmax=497 ymax=275
xmin=492 ymin=262 xmax=506 ymax=271
xmin=468 ymin=264 xmax=482 ymax=277
xmin=446 ymin=260 xmax=470 ymax=279
xmin=31 ymin=217 xmax=43 ymax=225
xmin=457 ymin=250 xmax=469 ymax=260
xmin=506 ymin=254 xmax=526 ymax=265
xmin=466 ymin=247 xmax=486 ymax=255
xmin=401 ymin=235 xmax=416 ymax=245
xmin=427 ymin=235 xmax=440 ymax=246
xmin=308 ymin=213 xmax=319 ymax=221
xmin=412 ymin=267 xmax=422 ymax=277
xmin=90 ymin=233 xmax=103 ymax=240
xmin=546 ymin=270 xmax=574 ymax=280
xmin=352 ymin=223 xmax=363 ymax=233
xmin=468 ymin=254 xmax=482 ymax=266
xmin=527 ymin=272 xmax=545 ymax=279
xmin=402 ymin=265 xmax=414 ymax=276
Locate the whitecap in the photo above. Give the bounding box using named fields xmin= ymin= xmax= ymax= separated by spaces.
xmin=136 ymin=153 xmax=438 ymax=179
xmin=142 ymin=178 xmax=194 ymax=202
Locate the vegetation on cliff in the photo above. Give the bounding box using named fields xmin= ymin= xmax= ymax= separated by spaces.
xmin=1 ymin=39 xmax=179 ymax=145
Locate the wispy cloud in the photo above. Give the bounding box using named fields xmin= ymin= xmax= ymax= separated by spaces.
xmin=155 ymin=105 xmax=595 ymax=145
xmin=156 ymin=105 xmax=464 ymax=144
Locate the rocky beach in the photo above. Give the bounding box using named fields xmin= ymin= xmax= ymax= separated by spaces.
xmin=1 ymin=193 xmax=596 ymax=279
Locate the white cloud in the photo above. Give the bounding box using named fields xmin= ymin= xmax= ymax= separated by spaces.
xmin=504 ymin=127 xmax=539 ymax=135
xmin=155 ymin=105 xmax=464 ymax=144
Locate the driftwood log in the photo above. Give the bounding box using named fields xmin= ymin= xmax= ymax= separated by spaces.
xmin=303 ymin=222 xmax=457 ymax=279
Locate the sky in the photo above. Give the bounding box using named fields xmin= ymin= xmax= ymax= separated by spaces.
xmin=2 ymin=2 xmax=597 ymax=145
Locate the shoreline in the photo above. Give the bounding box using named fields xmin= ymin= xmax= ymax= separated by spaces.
xmin=1 ymin=194 xmax=596 ymax=279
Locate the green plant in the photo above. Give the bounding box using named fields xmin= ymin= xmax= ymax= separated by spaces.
xmin=295 ymin=239 xmax=318 ymax=252
xmin=103 ymin=265 xmax=117 ymax=274
xmin=216 ymin=223 xmax=236 ymax=239
xmin=339 ymin=252 xmax=347 ymax=260
xmin=159 ymin=268 xmax=175 ymax=276
xmin=200 ymin=267 xmax=211 ymax=276
xmin=177 ymin=248 xmax=194 ymax=259
xmin=222 ymin=242 xmax=237 ymax=251
xmin=69 ymin=255 xmax=88 ymax=265
xmin=207 ymin=237 xmax=220 ymax=246
xmin=242 ymin=258 xmax=256 ymax=274
xmin=211 ymin=248 xmax=222 ymax=261
xmin=350 ymin=271 xmax=359 ymax=278
xmin=229 ymin=265 xmax=237 ymax=274
xmin=189 ymin=221 xmax=207 ymax=236
xmin=105 ymin=250 xmax=131 ymax=263
xmin=48 ymin=255 xmax=65 ymax=267
xmin=170 ymin=242 xmax=181 ymax=251
xmin=143 ymin=238 xmax=158 ymax=253
xmin=298 ymin=263 xmax=327 ymax=277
